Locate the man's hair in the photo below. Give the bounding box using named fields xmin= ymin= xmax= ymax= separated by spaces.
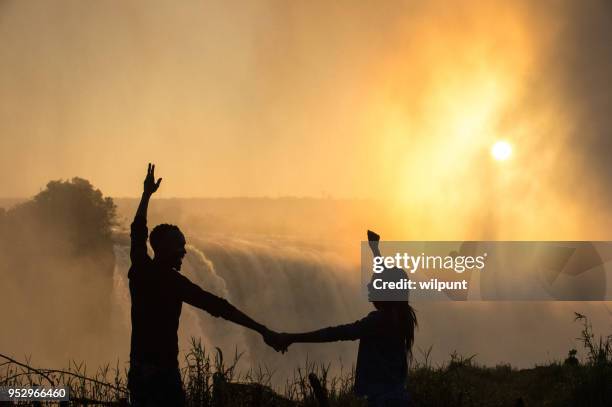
xmin=150 ymin=223 xmax=184 ymax=253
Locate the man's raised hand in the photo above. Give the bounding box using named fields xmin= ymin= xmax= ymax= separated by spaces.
xmin=143 ymin=163 xmax=162 ymax=195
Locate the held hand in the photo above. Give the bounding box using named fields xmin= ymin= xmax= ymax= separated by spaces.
xmin=143 ymin=163 xmax=162 ymax=195
xmin=262 ymin=329 xmax=291 ymax=353
xmin=276 ymin=333 xmax=292 ymax=351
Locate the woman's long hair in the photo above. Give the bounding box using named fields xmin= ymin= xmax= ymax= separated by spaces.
xmin=374 ymin=300 xmax=418 ymax=359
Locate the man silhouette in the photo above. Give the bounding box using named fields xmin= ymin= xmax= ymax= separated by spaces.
xmin=127 ymin=164 xmax=283 ymax=406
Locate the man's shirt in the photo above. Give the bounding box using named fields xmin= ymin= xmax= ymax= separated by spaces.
xmin=129 ymin=215 xmax=233 ymax=368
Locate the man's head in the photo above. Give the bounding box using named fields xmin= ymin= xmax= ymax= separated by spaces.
xmin=150 ymin=224 xmax=187 ymax=270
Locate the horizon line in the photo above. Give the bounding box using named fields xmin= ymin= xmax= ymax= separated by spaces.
xmin=0 ymin=195 xmax=377 ymax=201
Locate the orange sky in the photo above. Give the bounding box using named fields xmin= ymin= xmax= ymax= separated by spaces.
xmin=1 ymin=1 xmax=611 ymax=240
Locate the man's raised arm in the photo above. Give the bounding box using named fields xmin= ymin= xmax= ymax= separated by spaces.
xmin=130 ymin=163 xmax=162 ymax=265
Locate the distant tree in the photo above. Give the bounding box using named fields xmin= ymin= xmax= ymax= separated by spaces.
xmin=7 ymin=177 xmax=117 ymax=255
xmin=0 ymin=178 xmax=117 ymax=358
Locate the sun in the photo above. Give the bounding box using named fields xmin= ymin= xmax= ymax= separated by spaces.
xmin=491 ymin=140 xmax=512 ymax=161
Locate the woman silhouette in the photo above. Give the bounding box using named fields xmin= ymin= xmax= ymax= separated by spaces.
xmin=278 ymin=230 xmax=417 ymax=407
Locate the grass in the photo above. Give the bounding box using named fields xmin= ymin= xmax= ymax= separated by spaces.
xmin=1 ymin=313 xmax=610 ymax=406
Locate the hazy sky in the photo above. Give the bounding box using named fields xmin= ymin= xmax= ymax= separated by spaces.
xmin=1 ymin=1 xmax=612 ymax=372
xmin=1 ymin=1 xmax=611 ymax=208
